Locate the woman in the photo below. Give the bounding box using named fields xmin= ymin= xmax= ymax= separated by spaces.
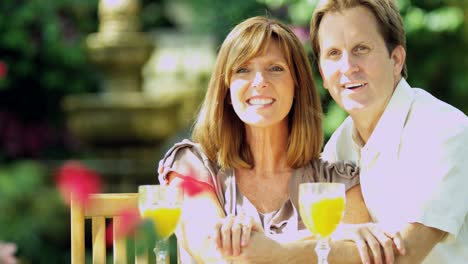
xmin=158 ymin=16 xmax=401 ymax=264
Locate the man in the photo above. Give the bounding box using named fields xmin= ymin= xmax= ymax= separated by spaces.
xmin=312 ymin=0 xmax=468 ymax=263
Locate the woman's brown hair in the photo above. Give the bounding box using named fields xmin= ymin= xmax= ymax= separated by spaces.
xmin=192 ymin=16 xmax=323 ymax=169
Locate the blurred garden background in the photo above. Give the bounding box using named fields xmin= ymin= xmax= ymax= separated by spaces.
xmin=0 ymin=0 xmax=466 ymax=262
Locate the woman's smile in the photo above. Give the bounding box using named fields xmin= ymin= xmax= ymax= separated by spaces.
xmin=247 ymin=96 xmax=275 ymax=106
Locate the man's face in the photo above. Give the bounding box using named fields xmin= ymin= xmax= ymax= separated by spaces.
xmin=317 ymin=6 xmax=404 ymax=117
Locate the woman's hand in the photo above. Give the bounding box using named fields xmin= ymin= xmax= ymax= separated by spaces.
xmin=214 ymin=214 xmax=263 ymax=257
xmin=332 ymin=223 xmax=406 ymax=264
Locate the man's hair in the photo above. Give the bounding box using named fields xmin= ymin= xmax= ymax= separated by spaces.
xmin=192 ymin=16 xmax=323 ymax=169
xmin=310 ymin=0 xmax=407 ymax=78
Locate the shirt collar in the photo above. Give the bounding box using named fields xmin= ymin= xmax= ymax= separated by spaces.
xmin=353 ymin=78 xmax=415 ymax=155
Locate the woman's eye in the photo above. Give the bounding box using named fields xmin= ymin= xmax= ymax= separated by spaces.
xmin=270 ymin=65 xmax=284 ymax=71
xmin=235 ymin=67 xmax=249 ymax=74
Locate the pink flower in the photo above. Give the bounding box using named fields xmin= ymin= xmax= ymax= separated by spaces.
xmin=55 ymin=161 xmax=102 ymax=207
xmin=173 ymin=172 xmax=215 ymax=197
xmin=105 ymin=208 xmax=143 ymax=246
xmin=0 ymin=61 xmax=7 ymax=79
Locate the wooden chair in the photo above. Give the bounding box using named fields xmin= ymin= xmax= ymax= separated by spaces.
xmin=70 ymin=193 xmax=150 ymax=264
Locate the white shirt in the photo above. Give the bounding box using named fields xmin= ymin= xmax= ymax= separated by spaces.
xmin=322 ymin=78 xmax=468 ymax=263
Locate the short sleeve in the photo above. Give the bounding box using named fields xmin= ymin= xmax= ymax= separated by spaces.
xmin=404 ymin=121 xmax=468 ymax=237
xmin=157 ymin=139 xmax=218 ymax=190
xmin=310 ymin=159 xmax=360 ymax=191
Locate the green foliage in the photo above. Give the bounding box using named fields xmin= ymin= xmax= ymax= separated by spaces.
xmin=0 ymin=160 xmax=70 ymax=263
xmin=0 ymin=0 xmax=100 ymax=94
xmin=399 ymin=0 xmax=468 ymax=116
xmin=168 ymin=0 xmax=268 ymax=42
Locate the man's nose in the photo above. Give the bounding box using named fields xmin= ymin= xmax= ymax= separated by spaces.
xmin=339 ymin=53 xmax=359 ymax=76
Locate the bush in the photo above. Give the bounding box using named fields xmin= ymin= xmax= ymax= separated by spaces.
xmin=0 ymin=160 xmax=70 ymax=263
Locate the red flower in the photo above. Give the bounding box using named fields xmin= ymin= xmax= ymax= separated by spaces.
xmin=105 ymin=208 xmax=142 ymax=246
xmin=55 ymin=160 xmax=102 ymax=207
xmin=0 ymin=61 xmax=7 ymax=79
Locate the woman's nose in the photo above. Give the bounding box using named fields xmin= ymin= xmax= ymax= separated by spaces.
xmin=252 ymin=71 xmax=266 ymax=89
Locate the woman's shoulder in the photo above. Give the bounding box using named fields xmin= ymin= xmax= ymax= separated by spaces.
xmin=158 ymin=139 xmax=219 ymax=185
xmin=161 ymin=139 xmax=207 ymax=163
xmin=301 ymin=159 xmax=360 ymax=190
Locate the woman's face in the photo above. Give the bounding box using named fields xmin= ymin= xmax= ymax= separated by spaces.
xmin=229 ymin=40 xmax=295 ymax=129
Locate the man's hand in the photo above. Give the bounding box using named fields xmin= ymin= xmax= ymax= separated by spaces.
xmin=332 ymin=223 xmax=406 ymax=264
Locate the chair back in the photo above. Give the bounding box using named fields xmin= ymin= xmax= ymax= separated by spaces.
xmin=71 ymin=193 xmax=150 ymax=263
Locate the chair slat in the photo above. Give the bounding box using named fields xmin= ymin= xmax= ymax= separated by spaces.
xmin=71 ymin=195 xmax=85 ymax=264
xmin=85 ymin=193 xmax=138 ymax=217
xmin=92 ymin=217 xmax=106 ymax=264
xmin=71 ymin=192 xmax=179 ymax=263
xmin=113 ymin=216 xmax=127 ymax=264
xmin=135 ymin=231 xmax=148 ymax=264
xmin=135 ymin=251 xmax=148 ymax=264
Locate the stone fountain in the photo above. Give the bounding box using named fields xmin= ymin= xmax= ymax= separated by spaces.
xmin=62 ymin=0 xmax=215 ymax=191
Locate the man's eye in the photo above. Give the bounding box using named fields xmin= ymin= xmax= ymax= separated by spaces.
xmin=355 ymin=46 xmax=369 ymax=53
xmin=327 ymin=50 xmax=340 ymax=57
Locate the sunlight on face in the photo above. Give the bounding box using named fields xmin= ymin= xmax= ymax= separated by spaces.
xmin=318 ymin=6 xmax=401 ymax=117
xmin=229 ymin=40 xmax=294 ymax=129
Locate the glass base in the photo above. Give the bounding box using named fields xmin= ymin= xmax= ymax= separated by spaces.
xmin=315 ymin=238 xmax=331 ymax=264
xmin=154 ymin=239 xmax=170 ymax=264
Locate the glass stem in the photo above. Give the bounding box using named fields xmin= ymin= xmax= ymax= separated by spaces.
xmin=315 ymin=237 xmax=331 ymax=264
xmin=154 ymin=239 xmax=170 ymax=264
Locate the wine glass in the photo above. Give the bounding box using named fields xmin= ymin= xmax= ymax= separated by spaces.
xmin=298 ymin=183 xmax=346 ymax=264
xmin=138 ymin=185 xmax=182 ymax=264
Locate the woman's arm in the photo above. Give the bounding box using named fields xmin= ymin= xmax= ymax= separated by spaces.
xmin=167 ymin=172 xmax=228 ymax=263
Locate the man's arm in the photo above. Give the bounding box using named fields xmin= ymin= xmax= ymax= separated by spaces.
xmin=342 ymin=184 xmax=371 ymax=224
xmin=238 ymin=233 xmax=366 ymax=264
xmin=235 ymin=185 xmax=376 ymax=264
xmin=395 ymin=223 xmax=446 ymax=264
xmin=257 ymin=222 xmax=446 ymax=264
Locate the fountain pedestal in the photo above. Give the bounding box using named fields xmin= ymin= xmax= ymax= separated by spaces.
xmin=62 ymin=0 xmax=215 ymax=191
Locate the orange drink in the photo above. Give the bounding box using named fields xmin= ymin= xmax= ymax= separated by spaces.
xmin=138 ymin=185 xmax=182 ymax=264
xmin=298 ymin=183 xmax=346 ymax=264
xmin=142 ymin=207 xmax=182 ymax=239
xmin=299 ymin=197 xmax=345 ymax=237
